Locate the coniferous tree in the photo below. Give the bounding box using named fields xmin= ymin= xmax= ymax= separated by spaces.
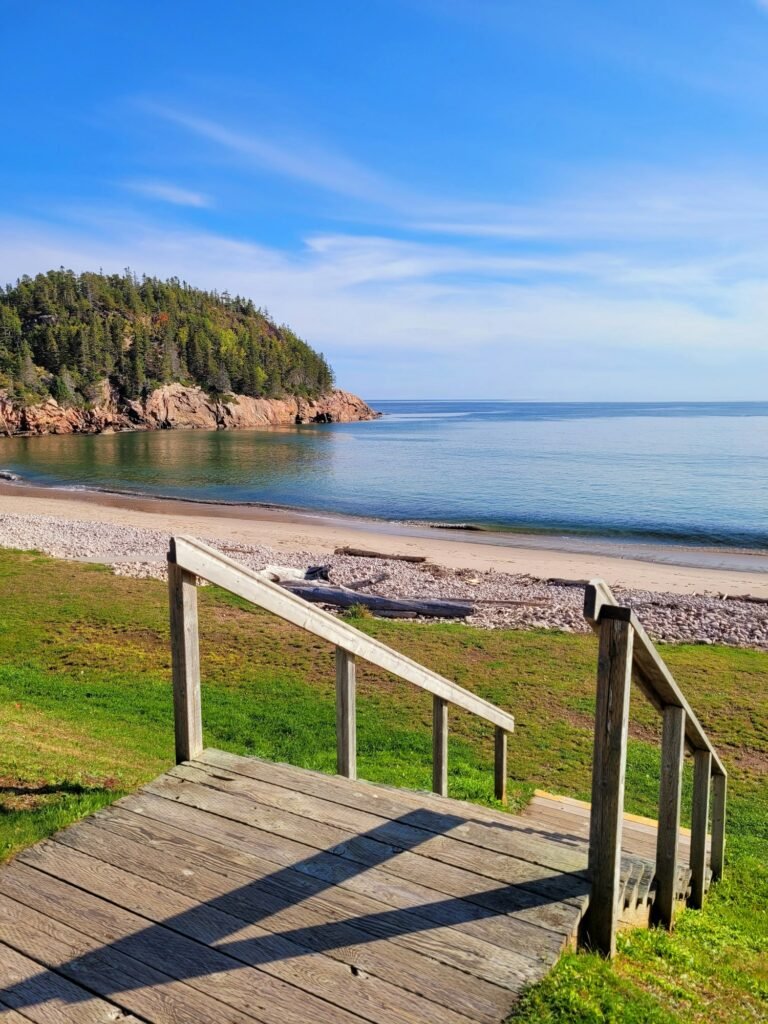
xmin=0 ymin=269 xmax=335 ymax=405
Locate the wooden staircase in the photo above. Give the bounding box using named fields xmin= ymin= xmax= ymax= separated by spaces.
xmin=0 ymin=537 xmax=727 ymax=1023
xmin=519 ymin=791 xmax=711 ymax=930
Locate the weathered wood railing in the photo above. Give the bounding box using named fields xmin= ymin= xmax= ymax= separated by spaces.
xmin=168 ymin=536 xmax=515 ymax=801
xmin=582 ymin=580 xmax=727 ymax=956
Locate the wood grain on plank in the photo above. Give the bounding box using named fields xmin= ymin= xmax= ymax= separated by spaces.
xmin=0 ymin=862 xmax=367 ymax=1024
xmin=174 ymin=759 xmax=587 ymax=901
xmin=158 ymin=766 xmax=588 ymax=943
xmin=17 ymin=840 xmax=478 ymax=1024
xmin=198 ymin=749 xmax=589 ymax=874
xmin=0 ymin=941 xmax=143 ymax=1024
xmin=46 ymin=814 xmax=515 ymax=1022
xmin=77 ymin=805 xmax=559 ymax=990
xmin=0 ymin=1004 xmax=36 ymax=1024
xmin=0 ymin=893 xmax=260 ymax=1024
xmin=116 ymin=788 xmax=577 ymax=955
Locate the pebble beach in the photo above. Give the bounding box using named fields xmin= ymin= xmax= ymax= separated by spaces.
xmin=2 ymin=508 xmax=766 ymax=651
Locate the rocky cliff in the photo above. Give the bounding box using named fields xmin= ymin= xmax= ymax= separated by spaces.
xmin=0 ymin=382 xmax=379 ymax=436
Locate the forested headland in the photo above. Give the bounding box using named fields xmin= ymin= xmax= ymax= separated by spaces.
xmin=0 ymin=269 xmax=335 ymax=407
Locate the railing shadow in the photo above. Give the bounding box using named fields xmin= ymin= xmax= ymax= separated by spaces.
xmin=0 ymin=805 xmax=590 ymax=1018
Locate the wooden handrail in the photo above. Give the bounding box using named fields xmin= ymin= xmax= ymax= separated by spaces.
xmin=168 ymin=535 xmax=514 ymax=802
xmin=586 ymin=581 xmax=725 ymax=775
xmin=582 ymin=578 xmax=727 ymax=956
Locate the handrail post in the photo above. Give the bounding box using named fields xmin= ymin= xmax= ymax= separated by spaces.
xmin=711 ymin=772 xmax=727 ymax=881
xmin=689 ymin=749 xmax=711 ymax=908
xmin=583 ymin=617 xmax=633 ymax=957
xmin=335 ymin=648 xmax=356 ymax=779
xmin=494 ymin=727 xmax=508 ymax=804
xmin=433 ymin=696 xmax=448 ymax=797
xmin=168 ymin=547 xmax=202 ymax=764
xmin=654 ymin=704 xmax=686 ymax=928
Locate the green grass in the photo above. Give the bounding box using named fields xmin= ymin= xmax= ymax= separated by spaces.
xmin=0 ymin=548 xmax=766 ymax=1021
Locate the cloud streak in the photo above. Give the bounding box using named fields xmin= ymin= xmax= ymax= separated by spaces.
xmin=145 ymin=105 xmax=405 ymax=208
xmin=141 ymin=105 xmax=768 ymax=252
xmin=8 ymin=113 xmax=768 ymax=398
xmin=124 ymin=180 xmax=212 ymax=208
xmin=3 ymin=211 xmax=768 ymax=361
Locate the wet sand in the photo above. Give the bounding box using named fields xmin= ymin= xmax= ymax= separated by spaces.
xmin=1 ymin=481 xmax=767 ymax=597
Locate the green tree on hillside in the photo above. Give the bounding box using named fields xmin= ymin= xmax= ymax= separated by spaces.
xmin=0 ymin=269 xmax=335 ymax=405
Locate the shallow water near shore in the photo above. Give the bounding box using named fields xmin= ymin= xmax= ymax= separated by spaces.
xmin=1 ymin=400 xmax=767 ymax=553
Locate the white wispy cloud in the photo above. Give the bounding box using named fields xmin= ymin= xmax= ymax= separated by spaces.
xmin=124 ymin=179 xmax=212 ymax=208
xmin=3 ymin=211 xmax=768 ymax=358
xmin=144 ymin=105 xmax=404 ymax=208
xmin=138 ymin=106 xmax=768 ymax=251
xmin=8 ymin=124 xmax=768 ymax=397
xmin=413 ymin=169 xmax=768 ymax=244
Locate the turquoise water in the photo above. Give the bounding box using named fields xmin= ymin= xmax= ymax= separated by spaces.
xmin=1 ymin=400 xmax=767 ymax=550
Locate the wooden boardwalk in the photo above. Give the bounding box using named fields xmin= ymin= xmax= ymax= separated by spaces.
xmin=0 ymin=749 xmax=696 ymax=1024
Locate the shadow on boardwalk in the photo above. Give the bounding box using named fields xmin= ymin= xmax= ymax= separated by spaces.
xmin=0 ymin=804 xmax=590 ymax=1021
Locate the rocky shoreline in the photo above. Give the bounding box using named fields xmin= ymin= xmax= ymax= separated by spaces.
xmin=1 ymin=511 xmax=766 ymax=650
xmin=0 ymin=382 xmax=378 ymax=435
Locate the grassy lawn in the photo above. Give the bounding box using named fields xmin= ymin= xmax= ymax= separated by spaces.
xmin=0 ymin=547 xmax=765 ymax=1021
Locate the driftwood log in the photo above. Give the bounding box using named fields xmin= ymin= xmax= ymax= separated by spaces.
xmin=281 ymin=580 xmax=473 ymax=618
xmin=334 ymin=546 xmax=427 ymax=564
xmin=346 ymin=571 xmax=390 ymax=590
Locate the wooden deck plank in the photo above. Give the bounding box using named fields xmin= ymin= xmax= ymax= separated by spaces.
xmin=524 ymin=806 xmax=666 ymax=862
xmin=0 ymin=942 xmax=143 ymax=1024
xmin=199 ymin=749 xmax=590 ymax=874
xmin=520 ymin=792 xmax=697 ymax=865
xmin=145 ymin=769 xmax=588 ymax=935
xmin=16 ymin=841 xmax=478 ymax=1024
xmin=110 ymin=788 xmax=577 ymax=956
xmin=0 ymin=750 xmax=673 ymax=1024
xmin=44 ymin=813 xmax=515 ymax=1023
xmin=0 ymin=862 xmax=369 ymax=1024
xmin=527 ymin=792 xmax=697 ymax=849
xmin=0 ymin=894 xmax=264 ymax=1024
xmin=91 ymin=798 xmax=571 ymax=959
xmin=168 ymin=760 xmax=590 ymax=909
xmin=67 ymin=806 xmax=558 ymax=992
xmin=0 ymin=1004 xmax=36 ymax=1023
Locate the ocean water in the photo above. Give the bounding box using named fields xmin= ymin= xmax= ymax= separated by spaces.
xmin=1 ymin=400 xmax=767 ymax=550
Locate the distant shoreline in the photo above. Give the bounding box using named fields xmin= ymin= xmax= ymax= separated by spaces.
xmin=1 ymin=479 xmax=767 ymax=597
xmin=1 ymin=475 xmax=768 ymax=568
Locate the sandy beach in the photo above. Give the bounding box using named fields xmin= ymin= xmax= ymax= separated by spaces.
xmin=1 ymin=480 xmax=767 ymax=598
xmin=2 ymin=481 xmax=767 ymax=648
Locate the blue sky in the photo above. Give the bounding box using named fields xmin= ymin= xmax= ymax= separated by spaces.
xmin=3 ymin=0 xmax=768 ymax=399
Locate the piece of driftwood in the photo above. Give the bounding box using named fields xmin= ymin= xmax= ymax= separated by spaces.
xmin=280 ymin=580 xmax=473 ymax=618
xmin=257 ymin=564 xmax=330 ymax=583
xmin=334 ymin=546 xmax=427 ymax=564
xmin=346 ymin=571 xmax=390 ymax=590
xmin=428 ymin=522 xmax=485 ymax=532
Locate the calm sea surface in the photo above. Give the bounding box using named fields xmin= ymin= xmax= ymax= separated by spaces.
xmin=1 ymin=400 xmax=767 ymax=550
